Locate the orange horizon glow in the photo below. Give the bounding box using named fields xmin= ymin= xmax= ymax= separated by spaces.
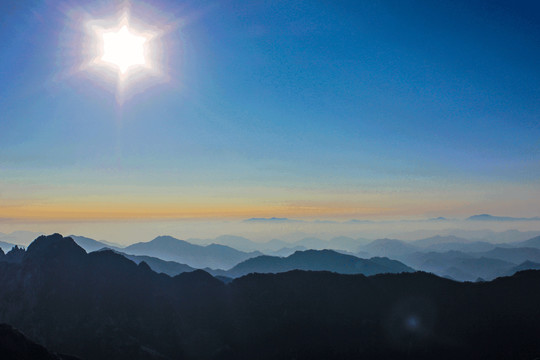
xmin=0 ymin=201 xmax=401 ymax=222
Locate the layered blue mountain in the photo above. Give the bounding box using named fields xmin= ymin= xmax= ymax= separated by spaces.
xmin=184 ymin=235 xmax=369 ymax=253
xmin=123 ymin=235 xmax=262 ymax=269
xmin=214 ymin=249 xmax=414 ymax=278
xmin=400 ymin=251 xmax=516 ymax=281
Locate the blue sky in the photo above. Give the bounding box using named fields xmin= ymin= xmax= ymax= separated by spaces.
xmin=0 ymin=0 xmax=539 ymax=226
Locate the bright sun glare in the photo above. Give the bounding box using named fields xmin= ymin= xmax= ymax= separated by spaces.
xmin=84 ymin=10 xmax=167 ymax=102
xmin=87 ymin=14 xmax=158 ymax=82
xmin=101 ymin=25 xmax=147 ymax=74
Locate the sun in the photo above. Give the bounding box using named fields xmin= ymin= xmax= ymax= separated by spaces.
xmin=101 ymin=25 xmax=147 ymax=74
xmin=82 ymin=9 xmax=169 ymax=102
xmin=87 ymin=14 xmax=158 ymax=80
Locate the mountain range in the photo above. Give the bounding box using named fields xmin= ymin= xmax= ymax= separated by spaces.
xmin=70 ymin=234 xmax=414 ymax=278
xmin=122 ymin=235 xmax=262 ymax=269
xmin=1 ymin=234 xmax=540 ymax=359
xmin=64 ymin=232 xmax=540 ymax=281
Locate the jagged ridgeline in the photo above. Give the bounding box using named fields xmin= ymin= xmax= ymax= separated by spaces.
xmin=1 ymin=234 xmax=540 ymax=359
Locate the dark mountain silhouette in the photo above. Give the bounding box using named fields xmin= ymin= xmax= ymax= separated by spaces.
xmin=3 ymin=246 xmax=26 ymax=263
xmin=0 ymin=324 xmax=79 ymax=360
xmin=0 ymin=234 xmax=225 ymax=359
xmin=1 ymin=234 xmax=540 ymax=359
xmin=211 ymin=249 xmax=414 ymax=278
xmin=26 ymin=234 xmax=86 ymax=261
xmin=123 ymin=235 xmax=261 ymax=269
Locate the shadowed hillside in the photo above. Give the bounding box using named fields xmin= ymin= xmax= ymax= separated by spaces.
xmin=0 ymin=324 xmax=79 ymax=360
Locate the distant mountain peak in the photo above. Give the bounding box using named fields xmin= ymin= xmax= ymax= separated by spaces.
xmin=153 ymin=235 xmax=183 ymax=242
xmin=467 ymin=214 xmax=540 ymax=222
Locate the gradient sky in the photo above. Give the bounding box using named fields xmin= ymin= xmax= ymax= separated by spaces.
xmin=1 ymin=0 xmax=539 ymax=227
